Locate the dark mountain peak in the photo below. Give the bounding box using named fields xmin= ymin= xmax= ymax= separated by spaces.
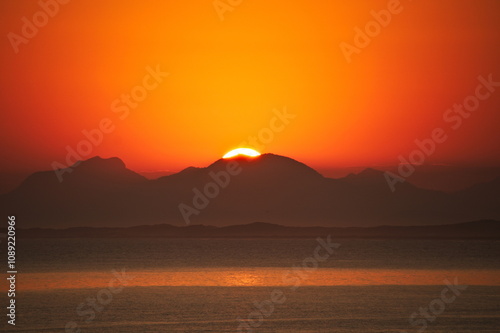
xmin=208 ymin=153 xmax=324 ymax=181
xmin=13 ymin=156 xmax=145 ymax=195
xmin=462 ymin=175 xmax=500 ymax=192
xmin=155 ymin=153 xmax=324 ymax=189
xmin=345 ymin=168 xmax=384 ymax=179
xmin=75 ymin=156 xmax=126 ymax=171
xmin=64 ymin=156 xmax=146 ymax=185
xmin=221 ymin=222 xmax=288 ymax=232
xmin=243 ymin=221 xmax=285 ymax=228
xmin=155 ymin=165 xmax=204 ymax=184
xmin=4 ymin=153 xmax=500 ymax=229
xmin=11 ymin=220 xmax=500 ymax=239
xmin=338 ymin=167 xmax=422 ymax=194
xmin=177 ymin=166 xmax=202 ymax=175
xmin=58 ymin=156 xmax=146 ymax=184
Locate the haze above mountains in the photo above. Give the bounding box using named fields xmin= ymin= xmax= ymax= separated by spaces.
xmin=1 ymin=154 xmax=499 ymax=229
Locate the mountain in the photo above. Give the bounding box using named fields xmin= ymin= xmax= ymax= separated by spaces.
xmin=1 ymin=154 xmax=499 ymax=228
xmin=3 ymin=156 xmax=149 ymax=226
xmin=3 ymin=220 xmax=499 ymax=239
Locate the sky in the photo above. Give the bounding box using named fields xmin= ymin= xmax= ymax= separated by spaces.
xmin=1 ymin=0 xmax=500 ymax=192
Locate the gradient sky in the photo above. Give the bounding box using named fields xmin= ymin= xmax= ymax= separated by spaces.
xmin=1 ymin=0 xmax=500 ymax=190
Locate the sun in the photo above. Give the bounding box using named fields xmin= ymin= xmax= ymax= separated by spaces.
xmin=223 ymin=148 xmax=261 ymax=159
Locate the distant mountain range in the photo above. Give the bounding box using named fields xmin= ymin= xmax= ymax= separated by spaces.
xmin=2 ymin=220 xmax=499 ymax=239
xmin=1 ymin=154 xmax=499 ymax=228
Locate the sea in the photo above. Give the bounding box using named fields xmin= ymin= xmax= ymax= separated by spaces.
xmin=1 ymin=238 xmax=499 ymax=332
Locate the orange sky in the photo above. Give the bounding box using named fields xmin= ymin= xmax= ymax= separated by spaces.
xmin=1 ymin=0 xmax=499 ymax=181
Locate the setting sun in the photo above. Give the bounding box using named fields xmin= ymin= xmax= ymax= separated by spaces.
xmin=1 ymin=1 xmax=500 ymax=332
xmin=223 ymin=148 xmax=261 ymax=159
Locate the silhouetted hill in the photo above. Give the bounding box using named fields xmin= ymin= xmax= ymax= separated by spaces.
xmin=13 ymin=156 xmax=146 ymax=197
xmin=3 ymin=220 xmax=499 ymax=239
xmin=3 ymin=156 xmax=149 ymax=225
xmin=385 ymin=165 xmax=500 ymax=192
xmin=1 ymin=154 xmax=499 ymax=228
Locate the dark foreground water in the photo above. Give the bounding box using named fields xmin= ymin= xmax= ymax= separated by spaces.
xmin=1 ymin=239 xmax=499 ymax=332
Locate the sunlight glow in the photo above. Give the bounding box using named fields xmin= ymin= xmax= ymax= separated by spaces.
xmin=223 ymin=148 xmax=261 ymax=159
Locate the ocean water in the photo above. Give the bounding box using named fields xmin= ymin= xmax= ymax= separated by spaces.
xmin=2 ymin=239 xmax=500 ymax=332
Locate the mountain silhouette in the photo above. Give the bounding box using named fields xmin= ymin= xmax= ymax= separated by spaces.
xmin=1 ymin=154 xmax=499 ymax=228
xmin=6 ymin=220 xmax=500 ymax=239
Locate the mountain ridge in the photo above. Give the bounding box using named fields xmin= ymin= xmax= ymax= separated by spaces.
xmin=1 ymin=154 xmax=499 ymax=228
xmin=2 ymin=220 xmax=498 ymax=239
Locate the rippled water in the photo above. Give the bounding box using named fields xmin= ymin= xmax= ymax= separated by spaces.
xmin=2 ymin=238 xmax=499 ymax=332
